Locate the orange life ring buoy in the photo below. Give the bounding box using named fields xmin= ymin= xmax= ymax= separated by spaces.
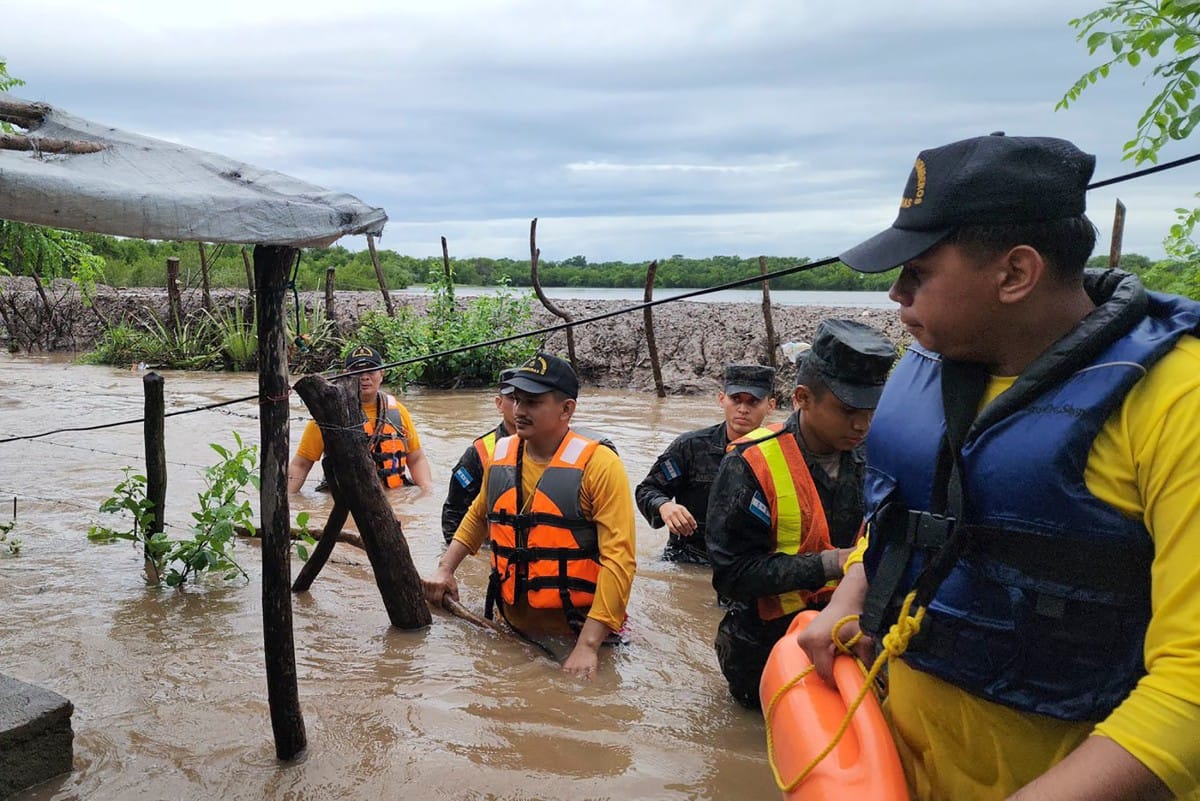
xmin=759 ymin=610 xmax=909 ymax=801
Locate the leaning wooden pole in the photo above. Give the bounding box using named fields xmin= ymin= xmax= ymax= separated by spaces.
xmin=253 ymin=244 xmax=307 ymax=761
xmin=1109 ymin=199 xmax=1127 ymax=269
xmin=291 ymin=504 xmax=350 ymax=593
xmin=758 ymin=255 xmax=778 ymax=368
xmin=292 ymin=373 xmax=432 ymax=630
xmin=642 ymin=260 xmax=666 ymax=398
xmin=165 ymin=257 xmax=183 ymax=334
xmin=529 ymin=218 xmax=577 ymax=368
xmin=142 ymin=372 xmax=167 ymax=565
xmin=366 ymin=234 xmax=396 ymax=317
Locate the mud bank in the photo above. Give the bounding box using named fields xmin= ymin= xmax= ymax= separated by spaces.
xmin=0 ymin=278 xmax=908 ymax=395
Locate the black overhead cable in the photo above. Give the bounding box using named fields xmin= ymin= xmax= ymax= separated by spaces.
xmin=1 ymin=152 xmax=1197 ymax=446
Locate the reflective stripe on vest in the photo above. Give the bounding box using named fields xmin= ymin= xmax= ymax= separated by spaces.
xmin=485 ymin=431 xmax=601 ymax=611
xmin=737 ymin=424 xmax=834 ymax=620
xmin=473 ymin=430 xmax=498 ymax=467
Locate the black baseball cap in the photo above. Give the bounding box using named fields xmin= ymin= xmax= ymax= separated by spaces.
xmin=800 ymin=319 xmax=897 ymax=409
xmin=502 ymin=352 xmax=580 ymax=399
xmin=345 ymin=345 xmax=383 ymax=370
xmin=724 ymin=364 xmax=776 ymax=400
xmin=840 ymin=133 xmax=1096 ymax=273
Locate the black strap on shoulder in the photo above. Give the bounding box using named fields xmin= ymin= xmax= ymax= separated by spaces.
xmin=860 ymin=359 xmax=988 ymax=633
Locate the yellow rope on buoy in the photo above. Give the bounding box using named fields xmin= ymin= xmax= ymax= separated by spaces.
xmin=764 ymin=591 xmax=926 ymax=793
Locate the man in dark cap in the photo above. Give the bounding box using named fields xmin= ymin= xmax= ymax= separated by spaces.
xmin=425 ymin=352 xmax=637 ymax=681
xmin=441 ymin=366 xmax=621 ymax=544
xmin=288 ymin=344 xmax=433 ymax=495
xmin=636 ymin=363 xmax=778 ymax=565
xmin=796 ymin=134 xmax=1200 ymax=800
xmin=706 ymin=319 xmax=897 ymax=708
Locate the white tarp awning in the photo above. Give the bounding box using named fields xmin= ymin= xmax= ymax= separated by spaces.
xmin=0 ymin=93 xmax=387 ymax=248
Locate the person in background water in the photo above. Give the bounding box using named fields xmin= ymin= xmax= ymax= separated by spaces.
xmin=635 ymin=364 xmax=777 ymax=565
xmin=440 ymin=368 xmax=519 ymax=543
xmin=799 ymin=133 xmax=1200 ymax=801
xmin=706 ymin=319 xmax=897 ymax=708
xmin=287 ymin=345 xmax=434 ymax=495
xmin=424 ymin=352 xmax=637 ymax=679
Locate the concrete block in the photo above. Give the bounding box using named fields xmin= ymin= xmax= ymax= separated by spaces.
xmin=0 ymin=674 xmax=74 ymax=799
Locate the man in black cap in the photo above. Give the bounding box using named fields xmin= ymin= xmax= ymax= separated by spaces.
xmin=635 ymin=363 xmax=778 ymax=565
xmin=796 ymin=134 xmax=1200 ymax=800
xmin=705 ymin=319 xmax=896 ymax=708
xmin=288 ymin=345 xmax=433 ymax=495
xmin=425 ymin=352 xmax=636 ymax=680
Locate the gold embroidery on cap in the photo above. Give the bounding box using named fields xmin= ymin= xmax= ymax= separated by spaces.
xmin=899 ymin=157 xmax=927 ymax=208
xmin=520 ymin=356 xmax=549 ymax=375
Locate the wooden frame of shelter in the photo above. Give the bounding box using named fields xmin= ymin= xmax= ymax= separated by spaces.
xmin=0 ymin=92 xmax=415 ymax=760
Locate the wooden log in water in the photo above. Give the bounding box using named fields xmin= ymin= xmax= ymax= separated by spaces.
xmin=292 ymin=373 xmax=431 ymax=630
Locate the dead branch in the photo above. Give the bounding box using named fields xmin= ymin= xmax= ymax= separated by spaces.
xmin=529 ymin=218 xmax=577 ymax=368
xmin=0 ymin=133 xmax=105 ymax=154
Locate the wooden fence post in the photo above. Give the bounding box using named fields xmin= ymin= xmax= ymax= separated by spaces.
xmin=142 ymin=372 xmax=166 ymax=565
xmin=759 ymin=255 xmax=778 ymax=368
xmin=198 ymin=243 xmax=213 ymax=312
xmin=253 ymin=244 xmax=307 ymax=761
xmin=165 ymin=257 xmax=183 ymax=333
xmin=241 ymin=247 xmax=256 ymax=296
xmin=324 ymin=267 xmax=337 ymax=323
xmin=642 ymin=260 xmax=666 ymax=397
xmin=1109 ymin=199 xmax=1127 ymax=269
xmin=366 ymin=234 xmax=395 ymax=317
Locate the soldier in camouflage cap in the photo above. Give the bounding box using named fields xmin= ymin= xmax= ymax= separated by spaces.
xmin=706 ymin=319 xmax=897 ymax=708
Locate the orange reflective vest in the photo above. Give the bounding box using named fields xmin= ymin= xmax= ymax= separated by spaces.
xmin=485 ymin=431 xmax=602 ymax=614
xmin=735 ymin=424 xmax=834 ymax=620
xmin=368 ymin=393 xmax=410 ymax=488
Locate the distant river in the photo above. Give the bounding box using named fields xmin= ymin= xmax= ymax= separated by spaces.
xmin=406 ymin=284 xmax=897 ymax=308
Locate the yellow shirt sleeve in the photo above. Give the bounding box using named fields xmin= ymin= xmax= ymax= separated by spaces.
xmin=394 ymin=401 xmax=422 ymax=452
xmin=451 ymin=435 xmax=638 ymax=635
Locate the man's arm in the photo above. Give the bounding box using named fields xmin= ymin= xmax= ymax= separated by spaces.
xmin=441 ymin=443 xmax=483 ymax=542
xmin=1006 ymin=736 xmax=1171 ymax=801
xmin=422 ymin=538 xmax=470 ymax=606
xmin=706 ymin=455 xmax=835 ymax=602
xmin=287 ymin=455 xmax=315 ymax=494
xmin=634 ymin=438 xmax=688 ymax=528
xmin=405 ymin=447 xmax=433 ymax=494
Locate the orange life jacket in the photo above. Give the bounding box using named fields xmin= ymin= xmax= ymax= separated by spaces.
xmin=367 ymin=393 xmax=409 ymax=488
xmin=734 ymin=423 xmax=835 ymax=620
xmin=484 ymin=431 xmax=601 ymax=615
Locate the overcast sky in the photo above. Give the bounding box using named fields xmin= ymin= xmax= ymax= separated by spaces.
xmin=5 ymin=1 xmax=1197 ymax=264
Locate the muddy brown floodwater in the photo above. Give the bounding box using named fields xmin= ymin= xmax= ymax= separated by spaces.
xmin=0 ymin=352 xmax=789 ymax=801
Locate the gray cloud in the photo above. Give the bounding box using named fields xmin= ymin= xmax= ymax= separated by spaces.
xmin=4 ymin=0 xmax=1197 ymax=263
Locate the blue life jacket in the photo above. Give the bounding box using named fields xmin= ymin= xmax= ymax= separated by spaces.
xmin=862 ymin=271 xmax=1200 ymax=721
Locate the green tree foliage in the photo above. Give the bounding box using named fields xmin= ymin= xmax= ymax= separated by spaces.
xmin=1059 ymin=0 xmax=1200 ymax=296
xmin=351 ymin=265 xmax=537 ymax=388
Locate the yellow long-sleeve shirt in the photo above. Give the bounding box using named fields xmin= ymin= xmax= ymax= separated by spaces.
xmin=452 ymin=435 xmax=637 ymax=635
xmin=849 ymin=335 xmax=1200 ymax=800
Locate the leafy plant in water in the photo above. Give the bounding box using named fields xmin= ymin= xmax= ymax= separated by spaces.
xmin=204 ymin=303 xmax=257 ymax=370
xmin=89 ymin=433 xmax=260 ymax=587
xmin=0 ymin=516 xmax=21 ymax=556
xmin=293 ymin=510 xmax=317 ymax=562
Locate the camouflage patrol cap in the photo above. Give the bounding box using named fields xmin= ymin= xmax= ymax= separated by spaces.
xmin=800 ymin=319 xmax=897 ymax=409
xmin=497 ymin=367 xmax=517 ymax=396
xmin=723 ymin=364 xmax=776 ymax=400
